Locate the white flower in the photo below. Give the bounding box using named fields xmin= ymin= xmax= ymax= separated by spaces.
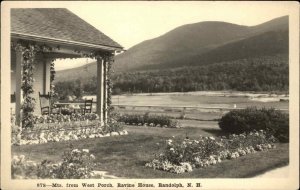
xmin=209 ymin=137 xmax=215 ymax=140
xmin=72 ymin=149 xmax=80 ymax=153
xmin=180 ymin=162 xmax=193 ymax=172
xmin=82 ymin=149 xmax=89 ymax=153
xmin=90 ymin=154 xmax=96 ymax=160
xmin=12 ymin=155 xmax=20 ymax=164
xmin=166 ymin=139 xmax=173 ymax=145
xmin=194 ymin=157 xmax=200 ymax=163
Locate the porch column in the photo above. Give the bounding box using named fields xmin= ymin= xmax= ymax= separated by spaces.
xmin=15 ymin=50 xmax=23 ymax=126
xmin=103 ymin=59 xmax=108 ymax=123
xmin=96 ymin=58 xmax=104 ymax=124
xmin=43 ymin=58 xmax=51 ymax=94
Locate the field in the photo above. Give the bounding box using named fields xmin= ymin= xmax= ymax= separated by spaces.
xmin=111 ymin=91 xmax=289 ymax=109
xmin=108 ymin=91 xmax=289 ymax=121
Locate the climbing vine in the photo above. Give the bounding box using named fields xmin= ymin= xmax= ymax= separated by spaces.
xmin=50 ymin=59 xmax=57 ymax=106
xmin=77 ymin=50 xmax=115 ymax=122
xmin=11 ymin=42 xmax=116 ymax=128
xmin=105 ymin=54 xmax=114 ymax=121
xmin=12 ymin=41 xmax=52 ymax=128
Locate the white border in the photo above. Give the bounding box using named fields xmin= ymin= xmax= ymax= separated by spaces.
xmin=1 ymin=1 xmax=299 ymax=190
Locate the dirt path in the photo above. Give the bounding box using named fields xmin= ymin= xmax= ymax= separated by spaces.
xmin=93 ymin=171 xmax=123 ymax=179
xmin=253 ymin=165 xmax=289 ymax=178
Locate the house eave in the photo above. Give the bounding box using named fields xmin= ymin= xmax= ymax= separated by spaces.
xmin=11 ymin=32 xmax=123 ymax=52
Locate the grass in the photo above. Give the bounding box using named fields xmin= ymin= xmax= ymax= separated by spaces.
xmin=12 ymin=123 xmax=289 ymax=178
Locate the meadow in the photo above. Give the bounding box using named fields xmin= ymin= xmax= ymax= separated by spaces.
xmin=109 ymin=91 xmax=288 ymax=121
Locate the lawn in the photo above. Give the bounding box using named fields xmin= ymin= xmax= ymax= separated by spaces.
xmin=12 ymin=123 xmax=289 ymax=178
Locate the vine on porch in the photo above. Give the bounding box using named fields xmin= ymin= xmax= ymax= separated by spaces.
xmin=105 ymin=54 xmax=115 ymax=121
xmin=12 ymin=42 xmax=116 ymax=128
xmin=50 ymin=59 xmax=57 ymax=106
xmin=12 ymin=41 xmax=53 ymax=128
xmin=76 ymin=50 xmax=115 ymax=122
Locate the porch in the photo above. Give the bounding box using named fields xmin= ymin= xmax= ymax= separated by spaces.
xmin=11 ymin=8 xmax=123 ymax=128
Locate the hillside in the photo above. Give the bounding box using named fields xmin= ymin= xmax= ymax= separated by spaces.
xmin=56 ymin=62 xmax=97 ymax=83
xmin=55 ymin=15 xmax=289 ymax=96
xmin=112 ymin=54 xmax=288 ymax=93
xmin=113 ymin=15 xmax=288 ymax=71
xmin=58 ymin=53 xmax=288 ymax=98
xmin=113 ymin=22 xmax=250 ymax=71
xmin=57 ymin=16 xmax=288 ymax=81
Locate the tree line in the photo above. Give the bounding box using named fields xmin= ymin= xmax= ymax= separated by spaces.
xmin=54 ymin=54 xmax=288 ymax=100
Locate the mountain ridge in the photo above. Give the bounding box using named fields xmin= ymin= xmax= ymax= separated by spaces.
xmin=55 ymin=15 xmax=288 ymax=83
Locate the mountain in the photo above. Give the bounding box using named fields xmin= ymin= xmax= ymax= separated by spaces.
xmin=180 ymin=30 xmax=288 ymax=67
xmin=55 ymin=16 xmax=288 ymax=85
xmin=113 ymin=22 xmax=250 ymax=71
xmin=56 ymin=62 xmax=97 ymax=83
xmin=113 ymin=15 xmax=288 ymax=71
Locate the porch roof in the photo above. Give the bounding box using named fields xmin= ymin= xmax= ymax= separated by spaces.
xmin=11 ymin=8 xmax=123 ymax=51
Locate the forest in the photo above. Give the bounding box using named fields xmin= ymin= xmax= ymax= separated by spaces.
xmin=54 ymin=54 xmax=288 ymax=100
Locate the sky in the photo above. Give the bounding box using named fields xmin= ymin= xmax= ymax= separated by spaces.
xmin=54 ymin=1 xmax=293 ymax=70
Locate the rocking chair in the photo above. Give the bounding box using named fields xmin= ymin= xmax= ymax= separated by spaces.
xmin=39 ymin=92 xmax=51 ymax=115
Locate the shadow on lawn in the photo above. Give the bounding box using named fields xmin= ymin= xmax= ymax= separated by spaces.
xmin=201 ymin=128 xmax=230 ymax=137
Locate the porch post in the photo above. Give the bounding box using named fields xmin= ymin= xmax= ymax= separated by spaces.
xmin=103 ymin=59 xmax=108 ymax=123
xmin=96 ymin=57 xmax=104 ymax=124
xmin=43 ymin=58 xmax=51 ymax=94
xmin=15 ymin=50 xmax=23 ymax=126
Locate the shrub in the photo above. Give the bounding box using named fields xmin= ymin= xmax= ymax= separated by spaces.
xmin=117 ymin=113 xmax=179 ymax=128
xmin=11 ymin=112 xmax=22 ymax=145
xmin=146 ymin=130 xmax=277 ymax=173
xmin=218 ymin=107 xmax=289 ymax=142
xmin=12 ymin=148 xmax=97 ymax=179
xmin=11 ymin=155 xmax=37 ymax=179
xmin=103 ymin=118 xmax=124 ymax=133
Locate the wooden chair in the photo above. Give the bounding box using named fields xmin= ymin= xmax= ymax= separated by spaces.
xmin=11 ymin=92 xmax=16 ymax=103
xmin=82 ymin=98 xmax=93 ymax=115
xmin=39 ymin=92 xmax=51 ymax=115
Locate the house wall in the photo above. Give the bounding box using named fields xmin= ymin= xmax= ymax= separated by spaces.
xmin=11 ymin=51 xmax=51 ymax=115
xmin=32 ymin=54 xmax=51 ymax=115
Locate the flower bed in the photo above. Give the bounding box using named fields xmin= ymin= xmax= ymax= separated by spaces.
xmin=146 ymin=130 xmax=277 ymax=174
xmin=33 ymin=113 xmax=99 ymax=124
xmin=11 ymin=113 xmax=127 ymax=146
xmin=117 ymin=113 xmax=180 ymax=128
xmin=12 ymin=148 xmax=101 ymax=179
